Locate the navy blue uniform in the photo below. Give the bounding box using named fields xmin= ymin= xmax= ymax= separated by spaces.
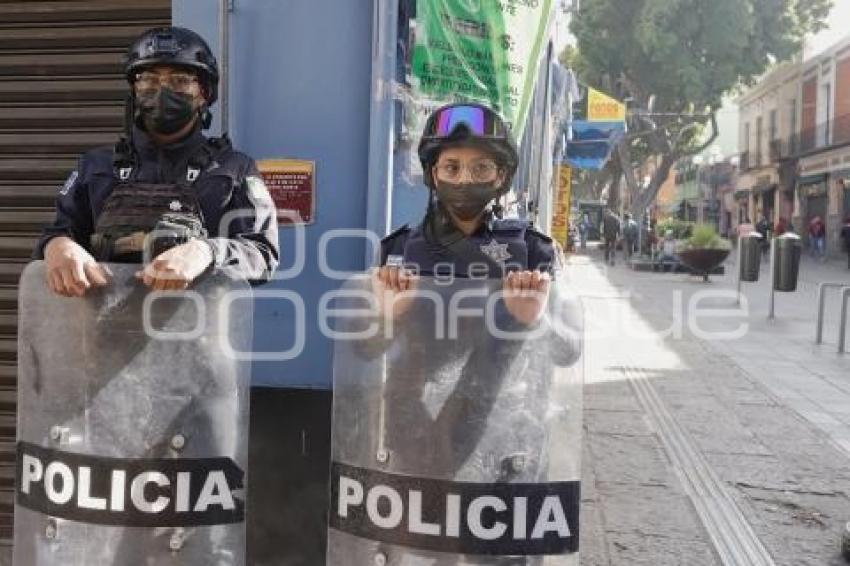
xmin=380 ymin=216 xmax=557 ymax=277
xmin=36 ymin=126 xmax=279 ymax=283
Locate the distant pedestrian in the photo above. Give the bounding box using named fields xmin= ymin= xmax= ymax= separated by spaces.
xmin=658 ymin=230 xmax=677 ymax=271
xmin=737 ymin=217 xmax=754 ymax=239
xmin=756 ymin=214 xmax=771 ymax=257
xmin=602 ymin=209 xmax=621 ymax=266
xmin=579 ymin=212 xmax=590 ymax=250
xmin=841 ymin=216 xmax=850 ymax=269
xmin=809 ymin=216 xmax=826 ymax=260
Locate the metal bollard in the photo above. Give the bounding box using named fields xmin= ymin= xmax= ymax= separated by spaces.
xmin=815 ymin=283 xmax=850 ymax=344
xmin=768 ymin=238 xmax=776 ymax=320
xmin=840 ymin=288 xmax=850 ymax=354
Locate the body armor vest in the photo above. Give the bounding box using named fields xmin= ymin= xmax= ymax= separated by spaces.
xmin=90 ymin=135 xmax=232 ymax=262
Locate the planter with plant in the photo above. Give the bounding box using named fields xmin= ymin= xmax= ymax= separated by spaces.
xmin=677 ymin=224 xmax=731 ymax=281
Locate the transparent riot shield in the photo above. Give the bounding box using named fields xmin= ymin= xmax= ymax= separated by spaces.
xmin=327 ymin=275 xmax=583 ymax=565
xmin=14 ymin=262 xmax=253 ymax=566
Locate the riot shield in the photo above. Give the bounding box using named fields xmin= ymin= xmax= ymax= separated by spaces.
xmin=14 ymin=262 xmax=253 ymax=566
xmin=327 ymin=275 xmax=583 ymax=565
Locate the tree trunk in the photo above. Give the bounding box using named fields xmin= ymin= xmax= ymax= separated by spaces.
xmin=616 ymin=141 xmax=641 ymax=213
xmin=607 ymin=168 xmax=623 ymax=211
xmin=631 ymin=152 xmax=677 ymax=217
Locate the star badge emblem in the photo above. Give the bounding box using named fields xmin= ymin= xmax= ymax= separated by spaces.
xmin=480 ymin=239 xmax=512 ymax=263
xmin=169 ymin=200 xmax=183 ymax=212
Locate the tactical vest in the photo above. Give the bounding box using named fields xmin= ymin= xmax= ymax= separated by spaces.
xmin=90 ymin=135 xmax=232 ymax=262
xmin=392 ymin=218 xmax=531 ymax=279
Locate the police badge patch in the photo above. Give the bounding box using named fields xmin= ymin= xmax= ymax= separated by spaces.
xmin=59 ymin=171 xmax=79 ymax=196
xmin=480 ymin=239 xmax=512 ymax=262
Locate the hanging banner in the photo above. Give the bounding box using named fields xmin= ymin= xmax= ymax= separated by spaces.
xmin=551 ymin=165 xmax=572 ymax=246
xmin=257 ymin=159 xmax=316 ymax=225
xmin=587 ymin=88 xmax=626 ymax=123
xmin=411 ymin=0 xmax=554 ymax=138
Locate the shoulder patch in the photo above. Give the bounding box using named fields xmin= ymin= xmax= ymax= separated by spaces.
xmin=245 ymin=175 xmax=273 ymax=204
xmin=492 ymin=218 xmax=530 ymax=232
xmin=59 ymin=171 xmax=79 ymax=196
xmin=381 ymin=224 xmax=410 ymax=244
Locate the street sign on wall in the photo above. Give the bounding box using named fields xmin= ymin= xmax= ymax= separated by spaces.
xmin=551 ymin=165 xmax=572 ymax=246
xmin=257 ymin=159 xmax=316 ymax=225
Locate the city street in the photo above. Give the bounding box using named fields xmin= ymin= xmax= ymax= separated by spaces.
xmin=573 ymin=245 xmax=850 ymax=565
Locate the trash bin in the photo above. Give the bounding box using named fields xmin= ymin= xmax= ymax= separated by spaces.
xmin=740 ymin=232 xmax=762 ymax=282
xmin=773 ymin=233 xmax=802 ymax=292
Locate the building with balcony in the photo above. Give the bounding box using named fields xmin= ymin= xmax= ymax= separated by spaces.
xmin=735 ymin=34 xmax=850 ymax=256
xmin=736 ymin=59 xmax=802 ymax=231
xmin=794 ymin=36 xmax=850 ymax=255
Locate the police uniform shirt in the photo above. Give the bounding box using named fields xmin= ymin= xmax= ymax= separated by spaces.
xmin=36 ymin=126 xmax=279 ymax=283
xmin=379 ymin=216 xmax=557 ymax=278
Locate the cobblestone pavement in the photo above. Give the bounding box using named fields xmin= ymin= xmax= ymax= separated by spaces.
xmin=571 ymin=247 xmax=850 ymax=565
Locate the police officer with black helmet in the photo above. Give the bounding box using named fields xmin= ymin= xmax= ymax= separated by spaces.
xmin=346 ymin=103 xmax=579 ymax=565
xmin=37 ymin=26 xmax=279 ymax=296
xmin=376 ymin=102 xmax=554 ymax=325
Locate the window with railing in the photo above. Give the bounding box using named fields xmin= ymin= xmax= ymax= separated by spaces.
xmin=797 ymin=113 xmax=850 ymax=153
xmin=789 ymin=99 xmax=797 ymax=154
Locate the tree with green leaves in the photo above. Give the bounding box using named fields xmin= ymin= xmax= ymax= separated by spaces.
xmin=566 ymin=0 xmax=832 ymax=215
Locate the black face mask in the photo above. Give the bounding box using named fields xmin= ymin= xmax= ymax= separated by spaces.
xmin=434 ymin=181 xmax=501 ymax=221
xmin=135 ymin=87 xmax=197 ymax=135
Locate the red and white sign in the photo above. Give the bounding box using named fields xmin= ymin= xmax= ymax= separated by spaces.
xmin=258 ymin=159 xmax=316 ymax=225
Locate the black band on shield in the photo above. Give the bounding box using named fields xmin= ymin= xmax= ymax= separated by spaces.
xmin=329 ymin=461 xmax=580 ymax=556
xmin=16 ymin=442 xmax=245 ymax=527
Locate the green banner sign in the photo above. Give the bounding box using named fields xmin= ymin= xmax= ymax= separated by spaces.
xmin=411 ymin=0 xmax=553 ymax=138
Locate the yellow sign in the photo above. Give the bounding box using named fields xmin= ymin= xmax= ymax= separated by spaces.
xmin=587 ymin=88 xmax=626 ymax=122
xmin=551 ymin=165 xmax=572 ymax=246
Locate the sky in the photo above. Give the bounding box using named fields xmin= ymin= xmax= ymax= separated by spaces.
xmin=804 ymin=0 xmax=850 ymax=59
xmin=553 ymin=1 xmax=850 ymax=158
xmin=706 ymin=0 xmax=850 ymax=158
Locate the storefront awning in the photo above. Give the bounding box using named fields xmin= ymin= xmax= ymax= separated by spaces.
xmin=797 ymin=173 xmax=826 ymax=186
xmin=562 ymin=120 xmax=625 ymax=171
xmin=752 ymin=183 xmax=778 ymax=194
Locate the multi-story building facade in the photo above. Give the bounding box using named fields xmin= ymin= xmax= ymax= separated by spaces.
xmin=671 ymin=158 xmax=736 ymax=236
xmin=736 ymin=59 xmax=802 ymax=231
xmin=793 ymin=37 xmax=850 ymax=255
xmin=736 ymin=35 xmax=850 ymax=256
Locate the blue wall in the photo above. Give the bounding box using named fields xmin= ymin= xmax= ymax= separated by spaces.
xmin=174 ymin=1 xmax=374 ymax=388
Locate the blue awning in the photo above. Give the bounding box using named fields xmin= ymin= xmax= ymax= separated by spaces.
xmin=562 ymin=120 xmax=625 ymax=171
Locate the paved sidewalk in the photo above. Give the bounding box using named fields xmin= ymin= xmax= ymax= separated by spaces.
xmin=571 ymin=248 xmax=850 ymax=565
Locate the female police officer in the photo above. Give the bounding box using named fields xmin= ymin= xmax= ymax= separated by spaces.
xmin=375 ymin=102 xmax=553 ymax=325
xmin=333 ymin=104 xmax=580 ymax=565
xmin=36 ymin=26 xmax=279 ymax=296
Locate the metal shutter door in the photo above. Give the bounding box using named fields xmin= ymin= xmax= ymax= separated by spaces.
xmin=0 ymin=0 xmax=171 ymax=547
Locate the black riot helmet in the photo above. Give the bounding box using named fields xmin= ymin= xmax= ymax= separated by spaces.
xmin=418 ymin=102 xmax=519 ymax=194
xmin=125 ymin=26 xmax=219 ymax=105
